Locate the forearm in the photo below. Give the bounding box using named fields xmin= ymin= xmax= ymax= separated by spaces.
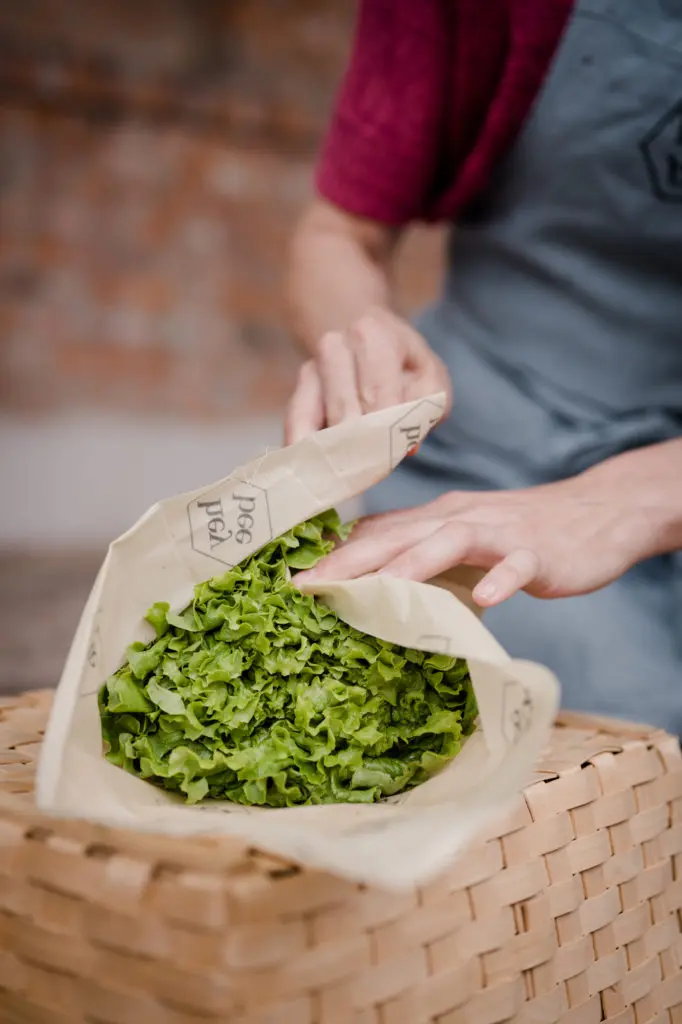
xmin=579 ymin=438 xmax=682 ymax=558
xmin=287 ymin=200 xmax=398 ymax=355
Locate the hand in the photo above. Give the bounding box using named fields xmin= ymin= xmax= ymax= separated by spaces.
xmin=295 ymin=477 xmax=655 ymax=606
xmin=284 ymin=308 xmax=452 ymax=444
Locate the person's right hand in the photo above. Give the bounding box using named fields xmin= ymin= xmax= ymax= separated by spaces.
xmin=284 ymin=308 xmax=453 ymax=444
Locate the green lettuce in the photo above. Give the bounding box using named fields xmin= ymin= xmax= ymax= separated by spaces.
xmin=99 ymin=509 xmax=478 ymax=807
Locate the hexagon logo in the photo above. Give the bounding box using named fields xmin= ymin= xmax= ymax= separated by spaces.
xmin=187 ymin=480 xmax=272 ymax=567
xmin=640 ymin=99 xmax=682 ymax=203
xmin=500 ymin=679 xmax=534 ymax=746
xmin=389 ymin=398 xmax=445 ymax=468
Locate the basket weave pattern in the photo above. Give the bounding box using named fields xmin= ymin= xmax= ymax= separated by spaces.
xmin=0 ymin=691 xmax=681 ymax=1024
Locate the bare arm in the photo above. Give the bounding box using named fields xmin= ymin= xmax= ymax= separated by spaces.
xmin=287 ymin=199 xmax=399 ymax=353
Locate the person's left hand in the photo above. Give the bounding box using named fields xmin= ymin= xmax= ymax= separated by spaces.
xmin=295 ymin=477 xmax=654 ymax=606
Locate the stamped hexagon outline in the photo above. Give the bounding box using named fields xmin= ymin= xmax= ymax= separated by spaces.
xmin=87 ymin=624 xmax=101 ymax=670
xmin=389 ymin=397 xmax=445 ymax=468
xmin=639 ymin=98 xmax=682 ymax=204
xmin=500 ymin=678 xmax=534 ymax=746
xmin=187 ymin=479 xmax=273 ymax=568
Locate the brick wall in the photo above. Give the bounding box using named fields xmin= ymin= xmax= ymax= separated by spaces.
xmin=0 ymin=0 xmax=355 ymax=148
xmin=0 ymin=1 xmax=444 ymax=422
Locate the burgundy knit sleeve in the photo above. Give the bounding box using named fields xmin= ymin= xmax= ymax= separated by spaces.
xmin=315 ymin=0 xmax=451 ymax=226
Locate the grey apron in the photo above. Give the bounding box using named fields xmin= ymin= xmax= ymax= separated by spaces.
xmin=366 ymin=0 xmax=682 ymax=732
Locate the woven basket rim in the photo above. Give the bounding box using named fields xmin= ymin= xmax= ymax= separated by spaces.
xmin=0 ymin=689 xmax=675 ymax=875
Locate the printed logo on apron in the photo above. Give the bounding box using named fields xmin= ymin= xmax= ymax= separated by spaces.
xmin=658 ymin=0 xmax=682 ymax=17
xmin=640 ymin=98 xmax=682 ymax=202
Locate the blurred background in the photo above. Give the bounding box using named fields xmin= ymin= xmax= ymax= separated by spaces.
xmin=0 ymin=1 xmax=444 ymax=694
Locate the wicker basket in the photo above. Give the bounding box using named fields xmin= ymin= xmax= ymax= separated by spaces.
xmin=0 ymin=691 xmax=681 ymax=1024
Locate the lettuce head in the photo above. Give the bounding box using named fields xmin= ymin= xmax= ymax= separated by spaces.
xmin=99 ymin=510 xmax=477 ymax=807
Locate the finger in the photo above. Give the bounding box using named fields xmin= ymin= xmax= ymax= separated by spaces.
xmin=296 ymin=516 xmax=443 ymax=583
xmin=404 ymin=360 xmax=453 ymax=416
xmin=317 ymin=332 xmax=363 ymax=426
xmin=363 ymin=309 xmax=453 ymax=415
xmin=348 ymin=316 xmax=403 ymax=412
xmin=373 ymin=308 xmax=428 ymax=362
xmin=345 ymin=505 xmax=429 ymax=542
xmin=472 ymin=548 xmax=541 ymax=606
xmin=379 ymin=521 xmax=486 ymax=582
xmin=370 ymin=310 xmax=449 ymax=390
xmin=344 ymin=497 xmax=450 ymax=545
xmin=284 ymin=361 xmax=325 ymax=444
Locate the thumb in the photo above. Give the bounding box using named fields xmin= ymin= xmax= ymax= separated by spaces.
xmin=284 ymin=361 xmax=325 ymax=444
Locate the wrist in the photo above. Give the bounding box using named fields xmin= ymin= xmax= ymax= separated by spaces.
xmin=576 ymin=440 xmax=682 ymax=562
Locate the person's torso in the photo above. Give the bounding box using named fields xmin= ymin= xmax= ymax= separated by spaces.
xmin=434 ymin=0 xmax=682 ymax=441
xmin=367 ymin=0 xmax=682 ymax=731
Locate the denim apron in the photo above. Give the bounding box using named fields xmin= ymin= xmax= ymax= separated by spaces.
xmin=366 ymin=0 xmax=682 ymax=732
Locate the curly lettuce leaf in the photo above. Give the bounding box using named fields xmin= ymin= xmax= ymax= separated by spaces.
xmin=99 ymin=510 xmax=477 ymax=807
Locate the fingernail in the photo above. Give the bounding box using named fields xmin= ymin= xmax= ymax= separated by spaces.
xmin=473 ymin=581 xmax=497 ymax=603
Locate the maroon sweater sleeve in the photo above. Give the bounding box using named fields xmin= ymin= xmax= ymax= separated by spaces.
xmin=315 ymin=0 xmax=574 ymax=227
xmin=315 ymin=0 xmax=451 ymax=226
